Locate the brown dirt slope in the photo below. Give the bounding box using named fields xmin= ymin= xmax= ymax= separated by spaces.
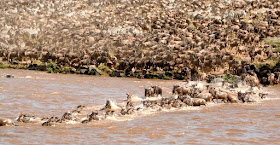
xmin=0 ymin=0 xmax=280 ymax=81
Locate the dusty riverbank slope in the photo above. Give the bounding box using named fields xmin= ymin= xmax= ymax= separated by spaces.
xmin=0 ymin=0 xmax=280 ymax=83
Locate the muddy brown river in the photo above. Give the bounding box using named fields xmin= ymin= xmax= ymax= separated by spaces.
xmin=0 ymin=69 xmax=280 ymax=144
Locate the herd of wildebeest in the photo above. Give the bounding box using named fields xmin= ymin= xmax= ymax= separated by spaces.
xmin=0 ymin=0 xmax=280 ymax=83
xmin=0 ymin=79 xmax=268 ymax=126
xmin=0 ymin=0 xmax=279 ymax=126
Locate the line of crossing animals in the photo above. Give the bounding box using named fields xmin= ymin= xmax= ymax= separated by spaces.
xmin=0 ymin=81 xmax=268 ymax=127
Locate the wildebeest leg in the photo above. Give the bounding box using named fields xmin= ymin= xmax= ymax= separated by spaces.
xmin=145 ymin=90 xmax=147 ymax=97
xmin=212 ymin=98 xmax=217 ymax=103
xmin=223 ymin=99 xmax=227 ymax=103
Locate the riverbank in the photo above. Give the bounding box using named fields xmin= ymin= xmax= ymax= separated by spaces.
xmin=1 ymin=0 xmax=280 ymax=83
xmin=1 ymin=59 xmax=280 ymax=88
xmin=0 ymin=59 xmax=193 ymax=80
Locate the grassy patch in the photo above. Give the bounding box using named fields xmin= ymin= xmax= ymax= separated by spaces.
xmin=87 ymin=70 xmax=95 ymax=75
xmin=59 ymin=67 xmax=71 ymax=74
xmin=98 ymin=64 xmax=111 ymax=76
xmin=253 ymin=57 xmax=280 ymax=69
xmin=46 ymin=67 xmax=53 ymax=73
xmin=120 ymin=73 xmax=125 ymax=77
xmin=0 ymin=61 xmax=10 ymax=68
xmin=17 ymin=63 xmax=28 ymax=69
xmin=0 ymin=61 xmax=28 ymax=69
xmin=252 ymin=62 xmax=263 ymax=69
xmin=222 ymin=74 xmax=241 ymax=83
xmin=129 ymin=71 xmax=135 ymax=77
xmin=162 ymin=74 xmax=172 ymax=80
xmin=264 ymin=58 xmax=280 ymax=69
xmin=47 ymin=62 xmax=60 ymax=73
xmin=0 ymin=63 xmax=10 ymax=68
xmin=263 ymin=37 xmax=280 ymax=52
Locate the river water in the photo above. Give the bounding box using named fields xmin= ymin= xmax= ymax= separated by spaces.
xmin=0 ymin=69 xmax=279 ymax=144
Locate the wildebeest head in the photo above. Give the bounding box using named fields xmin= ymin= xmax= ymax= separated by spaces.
xmin=237 ymin=92 xmax=247 ymax=102
xmin=126 ymin=93 xmax=132 ymax=101
xmin=172 ymin=85 xmax=181 ymax=94
xmin=88 ymin=112 xmax=99 ymax=121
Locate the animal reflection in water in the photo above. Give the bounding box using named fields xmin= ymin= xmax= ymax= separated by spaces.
xmin=1 ymin=81 xmax=268 ymax=127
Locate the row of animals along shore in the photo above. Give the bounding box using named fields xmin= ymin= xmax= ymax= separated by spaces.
xmin=1 ymin=57 xmax=280 ymax=87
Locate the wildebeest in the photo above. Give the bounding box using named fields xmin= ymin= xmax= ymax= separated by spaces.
xmin=173 ymin=85 xmax=191 ymax=96
xmin=0 ymin=118 xmax=15 ymax=126
xmin=151 ymin=85 xmax=162 ymax=96
xmin=183 ymin=98 xmax=206 ymax=106
xmin=210 ymin=88 xmax=229 ymax=103
xmin=82 ymin=112 xmax=99 ymax=123
xmin=237 ymin=92 xmax=254 ymax=103
xmin=101 ymin=99 xmax=121 ymax=113
xmin=145 ymin=87 xmax=154 ymax=97
xmin=259 ymin=93 xmax=268 ymax=99
xmin=195 ymin=92 xmax=213 ymax=102
xmin=42 ymin=116 xmax=60 ymax=126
